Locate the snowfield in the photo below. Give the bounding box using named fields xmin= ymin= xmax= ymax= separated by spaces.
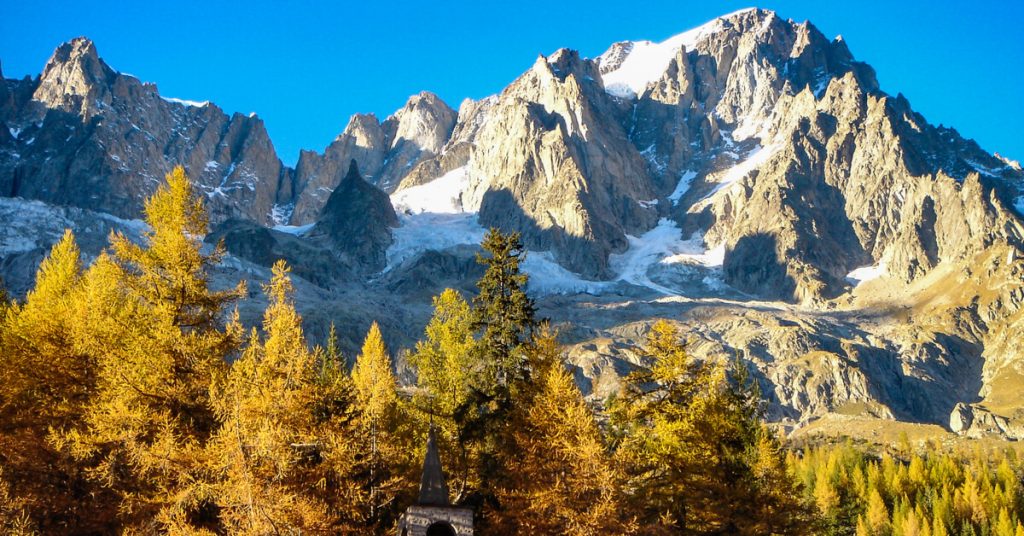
xmin=387 ymin=212 xmax=487 ymax=271
xmin=846 ymin=262 xmax=888 ymax=285
xmin=272 ymin=223 xmax=314 ymax=236
xmin=390 ymin=166 xmax=470 ymax=214
xmin=598 ymin=8 xmax=756 ymax=99
xmin=0 ymin=198 xmax=71 ymax=256
xmin=610 ymin=218 xmax=727 ymax=295
xmin=387 ymin=166 xmax=488 ymax=270
xmin=386 ymin=169 xmax=729 ymax=297
xmin=520 ymin=251 xmax=612 ymax=296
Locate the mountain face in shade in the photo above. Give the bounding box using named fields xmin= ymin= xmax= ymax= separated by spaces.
xmin=308 ymin=160 xmax=398 ymax=273
xmin=288 ymin=92 xmax=457 ymax=224
xmin=2 ymin=8 xmax=1024 ymax=439
xmin=0 ymin=38 xmax=292 ymax=225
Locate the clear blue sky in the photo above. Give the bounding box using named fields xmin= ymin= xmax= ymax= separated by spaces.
xmin=2 ymin=1 xmax=1021 ymax=165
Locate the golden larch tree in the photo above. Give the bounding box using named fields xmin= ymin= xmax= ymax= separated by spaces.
xmin=488 ymin=327 xmax=631 ymax=535
xmin=408 ymin=288 xmax=477 ymax=497
xmin=351 ymin=321 xmax=415 ymax=533
xmin=57 ymin=166 xmax=244 ymax=532
xmin=209 ymin=260 xmax=339 ymax=533
xmin=0 ymin=232 xmax=118 ymax=532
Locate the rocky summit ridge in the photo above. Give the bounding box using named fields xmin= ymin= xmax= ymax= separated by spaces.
xmin=2 ymin=8 xmax=1024 ymax=439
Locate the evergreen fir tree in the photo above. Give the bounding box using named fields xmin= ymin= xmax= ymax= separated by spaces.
xmin=459 ymin=228 xmax=538 ymax=508
xmin=469 ymin=227 xmax=537 ymax=394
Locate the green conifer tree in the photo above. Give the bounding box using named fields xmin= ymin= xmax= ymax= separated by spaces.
xmin=470 ymin=228 xmax=537 ymax=392
xmin=459 ymin=228 xmax=538 ymax=506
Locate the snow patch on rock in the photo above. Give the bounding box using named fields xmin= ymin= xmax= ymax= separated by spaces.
xmin=846 ymin=261 xmax=888 ymax=285
xmin=161 ymin=96 xmax=210 ymax=108
xmin=391 ymin=166 xmax=470 ymax=214
xmin=270 ymin=203 xmax=294 ymax=226
xmin=697 ymin=143 xmax=779 ymax=204
xmin=669 ymin=170 xmax=698 ymax=205
xmin=598 ymin=8 xmax=756 ymax=98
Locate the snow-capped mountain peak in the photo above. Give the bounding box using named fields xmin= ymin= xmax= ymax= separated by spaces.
xmin=597 ymin=7 xmax=764 ymax=98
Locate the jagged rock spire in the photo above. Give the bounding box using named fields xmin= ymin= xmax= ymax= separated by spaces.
xmin=342 ymin=158 xmax=361 ymax=183
xmin=418 ymin=428 xmax=450 ymax=506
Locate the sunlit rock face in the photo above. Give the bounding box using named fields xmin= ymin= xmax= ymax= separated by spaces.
xmin=3 ymin=9 xmax=1024 ymax=438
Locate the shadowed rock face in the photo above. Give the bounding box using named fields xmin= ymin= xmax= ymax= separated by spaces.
xmin=206 ymin=219 xmax=349 ymax=287
xmin=308 ymin=160 xmax=398 ymax=274
xmin=0 ymin=37 xmax=292 ymax=225
xmin=290 ymin=113 xmax=389 ymax=224
xmin=288 ymin=92 xmax=457 ymax=224
xmin=3 ymin=9 xmax=1024 ymax=437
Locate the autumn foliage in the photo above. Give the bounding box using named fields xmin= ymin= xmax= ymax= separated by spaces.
xmin=2 ymin=167 xmax=1022 ymax=535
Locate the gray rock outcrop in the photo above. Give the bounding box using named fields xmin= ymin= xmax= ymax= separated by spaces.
xmin=307 ymin=160 xmax=398 ymax=273
xmin=287 ymin=92 xmax=456 ymax=224
xmin=0 ymin=38 xmax=292 ymax=225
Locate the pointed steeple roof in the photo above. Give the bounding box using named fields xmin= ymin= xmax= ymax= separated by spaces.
xmin=418 ymin=428 xmax=450 ymax=506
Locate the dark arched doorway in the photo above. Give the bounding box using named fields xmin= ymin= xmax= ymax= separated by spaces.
xmin=426 ymin=521 xmax=457 ymax=536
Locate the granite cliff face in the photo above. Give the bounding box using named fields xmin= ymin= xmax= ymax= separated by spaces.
xmin=463 ymin=49 xmax=660 ymax=278
xmin=2 ymin=9 xmax=1024 ymax=439
xmin=0 ymin=38 xmax=292 ymax=225
xmin=287 ymin=92 xmax=456 ymax=224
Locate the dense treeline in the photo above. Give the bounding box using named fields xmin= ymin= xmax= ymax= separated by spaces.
xmin=0 ymin=168 xmax=1020 ymax=535
xmin=792 ymin=441 xmax=1024 ymax=536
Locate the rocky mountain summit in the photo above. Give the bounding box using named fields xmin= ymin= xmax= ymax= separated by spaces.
xmin=2 ymin=8 xmax=1024 ymax=439
xmin=0 ymin=38 xmax=292 ymax=225
xmin=288 ymin=92 xmax=457 ymax=224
